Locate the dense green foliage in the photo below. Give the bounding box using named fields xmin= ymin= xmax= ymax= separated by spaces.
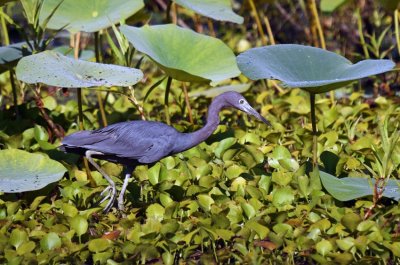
xmin=0 ymin=0 xmax=399 ymax=264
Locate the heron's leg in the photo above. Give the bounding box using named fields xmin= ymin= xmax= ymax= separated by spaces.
xmin=85 ymin=150 xmax=116 ymax=212
xmin=118 ymin=166 xmax=135 ymax=211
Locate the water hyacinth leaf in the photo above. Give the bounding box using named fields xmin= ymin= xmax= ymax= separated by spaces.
xmin=0 ymin=42 xmax=32 ymax=74
xmin=9 ymin=229 xmax=28 ymax=249
xmin=237 ymin=44 xmax=395 ymax=93
xmin=268 ymin=145 xmax=298 ymax=171
xmin=189 ymin=83 xmax=251 ymax=98
xmin=272 ymin=187 xmax=295 ymax=207
xmin=316 ymin=239 xmax=333 ymax=256
xmin=16 ymin=241 xmax=36 ymax=256
xmin=146 ymin=203 xmax=165 ymax=221
xmin=88 ymin=238 xmax=111 ymax=252
xmin=246 ymin=220 xmax=270 ymax=239
xmin=70 ymin=215 xmax=88 ymax=237
xmin=320 ymin=171 xmax=400 ymax=201
xmin=39 ymin=0 xmax=144 ymax=32
xmin=16 ymin=51 xmax=143 ymax=88
xmin=197 ymin=194 xmax=214 ymax=211
xmin=241 ymin=202 xmax=256 ymax=219
xmin=215 ymin=137 xmax=236 ymax=158
xmin=174 ymin=0 xmax=243 ymax=24
xmin=120 ymin=24 xmax=240 ymax=83
xmin=336 ymin=237 xmax=355 ymax=251
xmin=40 ymin=232 xmax=61 ymax=251
xmin=0 ymin=149 xmax=67 ymax=192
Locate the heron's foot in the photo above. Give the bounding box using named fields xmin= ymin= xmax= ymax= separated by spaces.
xmin=99 ymin=185 xmax=117 ymax=213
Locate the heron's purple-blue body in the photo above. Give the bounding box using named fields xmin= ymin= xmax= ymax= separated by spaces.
xmin=60 ymin=91 xmax=270 ymax=212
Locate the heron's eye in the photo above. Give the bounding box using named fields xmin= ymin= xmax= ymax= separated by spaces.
xmin=239 ymin=99 xmax=245 ymax=104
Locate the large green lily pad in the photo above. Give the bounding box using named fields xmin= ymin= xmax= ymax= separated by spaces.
xmin=0 ymin=42 xmax=32 ymax=74
xmin=0 ymin=0 xmax=16 ymax=6
xmin=174 ymin=0 xmax=243 ymax=24
xmin=39 ymin=0 xmax=144 ymax=32
xmin=189 ymin=83 xmax=251 ymax=98
xmin=237 ymin=44 xmax=395 ymax=94
xmin=120 ymin=24 xmax=240 ymax=83
xmin=0 ymin=149 xmax=67 ymax=192
xmin=16 ymin=50 xmax=143 ymax=88
xmin=320 ymin=171 xmax=400 ymax=201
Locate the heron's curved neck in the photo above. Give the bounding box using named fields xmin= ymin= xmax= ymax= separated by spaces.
xmin=174 ymin=96 xmax=226 ymax=153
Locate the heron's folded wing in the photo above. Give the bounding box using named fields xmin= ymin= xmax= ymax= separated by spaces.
xmin=63 ymin=121 xmax=177 ymax=163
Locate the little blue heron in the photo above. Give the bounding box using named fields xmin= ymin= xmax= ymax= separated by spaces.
xmin=60 ymin=91 xmax=270 ymax=212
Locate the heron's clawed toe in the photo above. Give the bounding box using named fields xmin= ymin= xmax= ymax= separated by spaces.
xmin=99 ymin=185 xmax=117 ymax=213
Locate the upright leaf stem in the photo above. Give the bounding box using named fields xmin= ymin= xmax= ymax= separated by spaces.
xmin=94 ymin=31 xmax=108 ymax=127
xmin=73 ymin=32 xmax=94 ymax=186
xmin=182 ymin=82 xmax=193 ymax=124
xmin=10 ymin=70 xmax=19 ymax=119
xmin=248 ymin=0 xmax=267 ymax=45
xmin=395 ymin=9 xmax=400 ymax=56
xmin=164 ymin=76 xmax=172 ymax=124
xmin=310 ymin=93 xmax=318 ymax=166
xmin=0 ymin=8 xmax=10 ymax=45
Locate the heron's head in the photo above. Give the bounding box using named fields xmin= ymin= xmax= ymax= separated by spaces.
xmin=220 ymin=91 xmax=271 ymax=126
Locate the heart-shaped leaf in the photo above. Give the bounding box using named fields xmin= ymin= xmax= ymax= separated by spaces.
xmin=174 ymin=0 xmax=243 ymax=24
xmin=39 ymin=0 xmax=144 ymax=32
xmin=16 ymin=51 xmax=143 ymax=88
xmin=0 ymin=149 xmax=67 ymax=192
xmin=237 ymin=44 xmax=395 ymax=93
xmin=120 ymin=24 xmax=240 ymax=83
xmin=320 ymin=171 xmax=400 ymax=201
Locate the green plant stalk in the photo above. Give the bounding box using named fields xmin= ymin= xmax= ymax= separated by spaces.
xmin=307 ymin=0 xmax=334 ymax=104
xmin=309 ymin=0 xmax=326 ymax=49
xmin=164 ymin=76 xmax=172 ymax=125
xmin=395 ymin=9 xmax=400 ymax=56
xmin=33 ymin=85 xmax=63 ymax=139
xmin=182 ymin=82 xmax=193 ymax=124
xmin=73 ymin=32 xmax=94 ymax=186
xmin=248 ymin=0 xmax=267 ymax=45
xmin=356 ymin=9 xmax=370 ymax=59
xmin=166 ymin=0 xmax=172 ymax=23
xmin=76 ymin=88 xmax=85 ymax=130
xmin=1 ymin=8 xmax=18 ymax=118
xmin=0 ymin=8 xmax=10 ymax=45
xmin=9 ymin=70 xmax=19 ymax=119
xmin=310 ymin=93 xmax=318 ymax=166
xmin=94 ymin=32 xmax=108 ymax=127
xmin=128 ymin=86 xmax=146 ymax=120
xmin=263 ymin=14 xmax=275 ymax=45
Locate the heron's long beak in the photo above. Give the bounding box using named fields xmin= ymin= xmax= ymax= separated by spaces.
xmin=243 ymin=102 xmax=271 ymax=126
